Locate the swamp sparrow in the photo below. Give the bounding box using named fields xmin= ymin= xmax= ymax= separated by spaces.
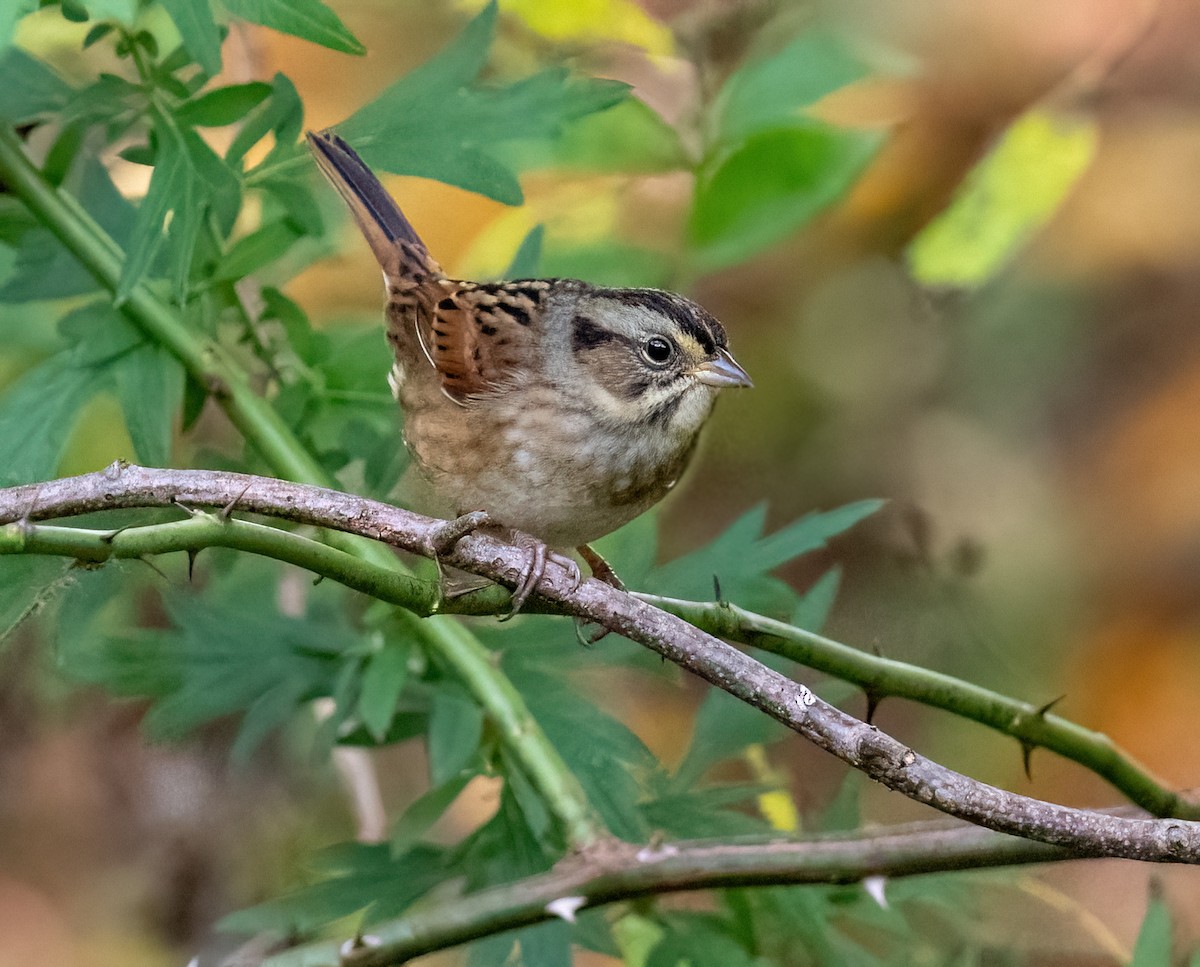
xmin=307 ymin=131 xmax=751 ymax=608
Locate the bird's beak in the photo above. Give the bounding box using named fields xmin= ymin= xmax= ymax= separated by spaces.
xmin=692 ymin=349 xmax=753 ymax=388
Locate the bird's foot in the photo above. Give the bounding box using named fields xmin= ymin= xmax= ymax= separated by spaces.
xmin=501 ymin=534 xmax=581 ymax=620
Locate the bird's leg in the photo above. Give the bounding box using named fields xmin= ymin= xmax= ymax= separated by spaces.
xmin=502 ymin=534 xmax=582 ymax=620
xmin=577 ymin=544 xmax=626 ymax=591
xmin=421 ymin=511 xmax=493 ymax=603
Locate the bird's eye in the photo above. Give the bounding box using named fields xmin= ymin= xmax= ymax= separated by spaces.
xmin=642 ymin=336 xmax=674 ymax=366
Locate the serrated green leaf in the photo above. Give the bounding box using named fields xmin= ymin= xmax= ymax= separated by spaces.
xmin=908 ymin=108 xmax=1097 ymax=287
xmin=159 ymin=0 xmax=223 ymax=75
xmin=334 ymin=2 xmax=628 ymax=204
xmin=0 ymin=46 xmax=72 ymax=122
xmin=228 ymin=72 xmax=302 ymax=168
xmin=428 ymin=687 xmax=483 ymax=785
xmin=219 ymin=842 xmax=445 ymax=934
xmin=390 ymin=770 xmax=472 ymax=855
xmin=650 ymin=500 xmax=881 ymax=613
xmin=176 ymin=81 xmax=272 ymax=127
xmin=1130 ymin=894 xmax=1172 ymax=967
xmin=690 ymin=123 xmax=881 ymax=271
xmin=714 ymin=28 xmax=869 ymax=147
xmin=223 ymin=0 xmax=363 ymax=54
xmin=357 ymin=641 xmax=410 ymax=741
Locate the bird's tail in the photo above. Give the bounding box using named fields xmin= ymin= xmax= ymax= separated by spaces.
xmin=306 ymin=130 xmax=442 ymax=280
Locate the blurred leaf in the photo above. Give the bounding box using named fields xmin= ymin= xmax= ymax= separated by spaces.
xmin=505 ymin=96 xmax=687 ymax=174
xmin=505 ymin=224 xmax=544 ymax=278
xmin=176 ymin=82 xmax=273 ymax=127
xmin=357 ymin=640 xmax=411 ymax=741
xmin=0 ymin=2 xmax=37 ymax=55
xmin=540 ymin=241 xmax=674 ymax=289
xmin=492 ymin=0 xmax=673 ymax=55
xmin=0 ymin=47 xmax=72 ymax=123
xmin=0 ymin=156 xmax=134 ymax=303
xmin=650 ymin=500 xmax=881 ymax=612
xmin=1129 ymin=893 xmax=1172 ymax=967
xmin=690 ymin=123 xmax=881 ymax=271
xmin=514 ymin=666 xmax=657 ymax=841
xmin=212 ymin=218 xmax=304 ymax=281
xmin=908 ymin=109 xmax=1097 ymax=287
xmin=514 ymin=920 xmax=572 ymax=967
xmin=0 ymin=352 xmax=110 ymax=486
xmin=58 ymin=300 xmax=182 ymax=467
xmin=336 ymin=1 xmax=628 ymax=204
xmin=390 ymin=771 xmax=474 ymax=855
xmin=159 ymin=0 xmax=223 ymax=75
xmin=671 ymin=686 xmax=787 ymax=791
xmin=223 ymin=0 xmax=364 ymax=54
xmin=220 ymin=842 xmax=446 ymax=933
xmin=792 ymin=566 xmax=841 ymax=630
xmin=0 ymin=558 xmax=73 ymax=648
xmin=641 ymin=784 xmax=768 ymax=839
xmin=428 ymin=687 xmax=484 ymax=784
xmin=648 ymin=914 xmax=756 ymax=967
xmin=714 ymin=28 xmax=869 ymax=147
xmin=228 ymin=72 xmax=303 ymax=167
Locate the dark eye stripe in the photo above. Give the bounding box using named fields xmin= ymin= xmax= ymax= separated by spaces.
xmin=571 ymin=314 xmax=614 ymax=351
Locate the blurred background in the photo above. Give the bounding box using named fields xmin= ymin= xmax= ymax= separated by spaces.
xmin=4 ymin=0 xmax=1200 ymax=963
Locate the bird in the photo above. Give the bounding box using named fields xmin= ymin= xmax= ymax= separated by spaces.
xmin=307 ymin=130 xmax=751 ymax=611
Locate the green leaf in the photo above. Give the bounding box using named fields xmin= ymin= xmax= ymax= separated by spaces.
xmin=690 ymin=122 xmax=881 ymax=271
xmin=650 ymin=500 xmax=881 ymax=613
xmin=0 ymin=557 xmax=74 ymax=649
xmin=671 ymin=686 xmax=787 ymax=791
xmin=714 ymin=28 xmax=869 ymax=147
xmin=335 ymin=1 xmax=628 ymax=204
xmin=505 ymin=224 xmax=544 ymax=278
xmin=390 ymin=771 xmax=473 ymax=855
xmin=908 ymin=108 xmax=1097 ymax=287
xmin=792 ymin=566 xmax=841 ymax=630
xmin=0 ymin=46 xmax=72 ymax=123
xmin=428 ymin=687 xmax=483 ymax=785
xmin=211 ymin=218 xmax=303 ymax=282
xmin=0 ymin=1 xmax=37 ymax=55
xmin=159 ymin=0 xmax=223 ymax=76
xmin=1129 ymin=893 xmax=1172 ymax=967
xmin=0 ymin=156 xmax=135 ymax=303
xmin=223 ymin=0 xmax=364 ymax=55
xmin=356 ymin=641 xmax=410 ymax=742
xmin=228 ymin=72 xmax=303 ymax=168
xmin=113 ymin=341 xmax=183 ymax=466
xmin=220 ymin=842 xmax=446 ymax=934
xmin=0 ymin=352 xmax=110 ymax=486
xmin=58 ymin=300 xmax=183 ymax=467
xmin=176 ymin=82 xmax=272 ymax=127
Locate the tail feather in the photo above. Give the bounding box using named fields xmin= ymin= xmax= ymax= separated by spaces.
xmin=306 ymin=130 xmax=437 ymax=276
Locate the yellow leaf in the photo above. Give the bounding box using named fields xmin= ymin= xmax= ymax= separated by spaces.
xmin=456 ymin=0 xmax=674 ymax=56
xmin=908 ymin=108 xmax=1098 ymax=286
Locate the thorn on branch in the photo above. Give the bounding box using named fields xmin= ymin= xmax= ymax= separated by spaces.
xmin=219 ymin=481 xmax=254 ymax=520
xmin=186 ymin=549 xmax=199 ymax=581
xmin=712 ymin=574 xmax=727 ymax=607
xmin=1035 ymin=695 xmax=1067 ymax=719
xmin=865 ymin=690 xmax=882 ymax=725
xmin=1021 ymin=741 xmax=1035 ymax=780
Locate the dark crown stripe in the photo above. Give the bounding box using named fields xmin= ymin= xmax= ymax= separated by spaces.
xmin=598 ymin=287 xmax=725 ymax=355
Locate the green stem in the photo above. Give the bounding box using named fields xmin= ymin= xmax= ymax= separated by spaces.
xmin=638 ymin=593 xmax=1198 ymax=820
xmin=0 ymin=127 xmax=600 ymax=850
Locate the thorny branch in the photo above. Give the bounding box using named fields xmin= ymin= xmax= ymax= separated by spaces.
xmin=1 ymin=463 xmax=1198 ymax=870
